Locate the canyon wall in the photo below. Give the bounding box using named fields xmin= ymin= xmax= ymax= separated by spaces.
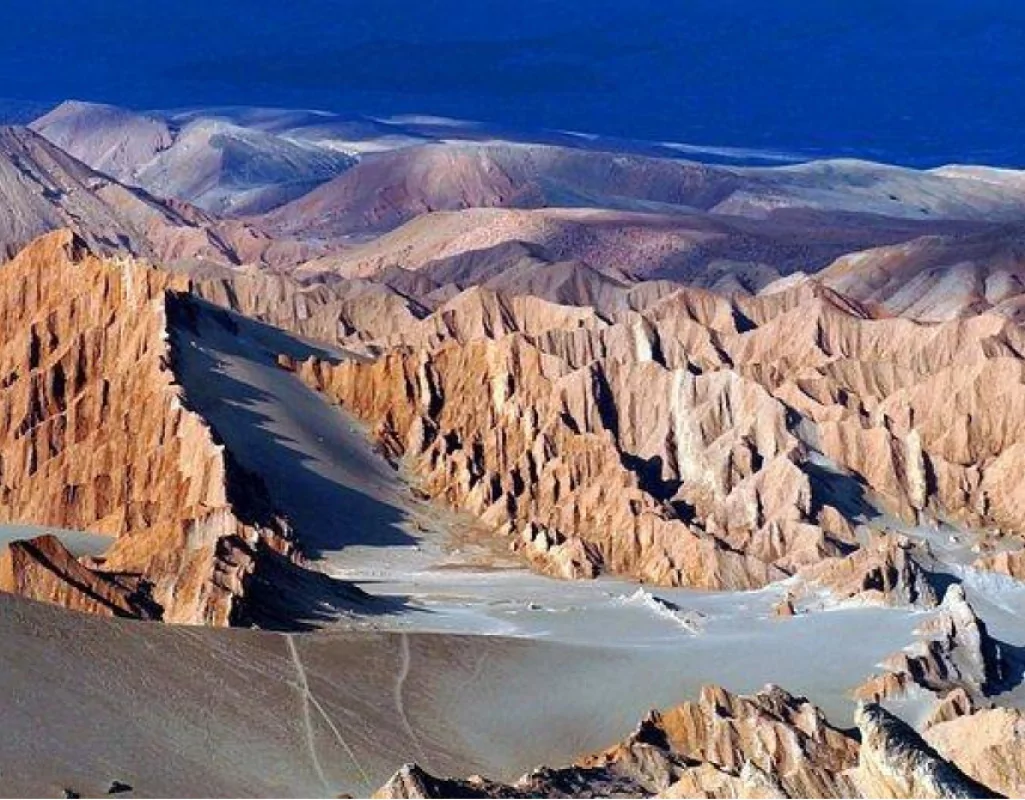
xmin=0 ymin=230 xmax=293 ymax=624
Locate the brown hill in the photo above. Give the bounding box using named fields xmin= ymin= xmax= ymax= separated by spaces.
xmin=263 ymin=142 xmax=1025 ymax=242
xmin=295 ymin=205 xmax=980 ymax=293
xmin=819 ymin=223 xmax=1025 ymax=321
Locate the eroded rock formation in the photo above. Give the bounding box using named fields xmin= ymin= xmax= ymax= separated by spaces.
xmin=789 ymin=531 xmax=943 ymax=609
xmin=0 ymin=230 xmax=294 ymax=624
xmin=284 ymin=272 xmax=1025 ymax=589
xmin=375 ymin=684 xmax=1005 ymax=799
xmin=852 ymin=703 xmax=994 ymax=799
xmin=926 ymin=706 xmax=1025 ymax=797
xmin=187 ymin=267 xmax=426 ymax=351
xmin=974 ymin=548 xmax=1025 ymax=581
xmin=854 ymin=585 xmax=1007 ymax=704
xmin=0 ymin=534 xmax=157 ymax=619
xmin=290 ymin=310 xmax=840 ymax=589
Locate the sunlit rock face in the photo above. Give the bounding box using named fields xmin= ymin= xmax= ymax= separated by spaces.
xmin=374 ymin=684 xmax=1008 ymax=799
xmin=0 ymin=231 xmax=294 ymax=624
xmin=854 ymin=584 xmax=1009 ymax=705
xmin=286 ymin=272 xmax=1025 ymax=593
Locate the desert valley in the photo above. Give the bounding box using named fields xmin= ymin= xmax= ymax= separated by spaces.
xmin=0 ymin=98 xmax=1024 ymax=797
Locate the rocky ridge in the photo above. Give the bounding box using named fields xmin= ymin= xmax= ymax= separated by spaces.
xmin=374 ymin=684 xmax=1002 ymax=799
xmin=284 ymin=274 xmax=1025 ymax=590
xmin=0 ymin=534 xmax=158 ymax=619
xmin=0 ymin=230 xmax=297 ymax=624
xmin=925 ymin=706 xmax=1025 ymax=797
xmin=0 ymin=125 xmax=308 ymax=269
xmin=854 ymin=584 xmax=1009 ymax=704
xmin=786 ymin=531 xmax=944 ymax=610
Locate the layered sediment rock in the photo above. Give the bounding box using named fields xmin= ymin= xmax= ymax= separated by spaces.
xmin=0 ymin=230 xmax=293 ymax=624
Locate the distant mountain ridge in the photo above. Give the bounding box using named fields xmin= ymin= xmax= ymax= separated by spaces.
xmin=31 ymin=101 xmax=356 ymax=215
xmin=0 ymin=124 xmax=255 ymax=264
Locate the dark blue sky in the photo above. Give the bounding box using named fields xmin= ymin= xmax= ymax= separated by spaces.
xmin=3 ymin=0 xmax=1024 ymax=165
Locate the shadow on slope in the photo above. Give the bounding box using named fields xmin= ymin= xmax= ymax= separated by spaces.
xmin=244 ymin=549 xmax=422 ymax=632
xmin=804 ymin=457 xmax=880 ymax=526
xmin=169 ymin=296 xmax=422 ymax=627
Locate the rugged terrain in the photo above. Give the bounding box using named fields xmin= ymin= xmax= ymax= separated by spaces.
xmin=287 ymin=277 xmax=1025 ymax=592
xmin=375 ymin=688 xmax=999 ymax=799
xmin=0 ymin=124 xmax=317 ymax=269
xmin=1 ymin=102 xmax=1024 ymax=797
xmin=0 ymin=230 xmax=372 ymax=626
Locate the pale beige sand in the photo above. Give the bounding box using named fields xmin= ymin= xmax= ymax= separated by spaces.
xmin=0 ymin=588 xmax=924 ymax=799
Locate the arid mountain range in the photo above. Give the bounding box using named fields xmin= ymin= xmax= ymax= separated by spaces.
xmin=0 ymin=100 xmax=1024 ymax=798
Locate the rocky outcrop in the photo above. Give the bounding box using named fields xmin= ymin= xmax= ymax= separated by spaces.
xmin=926 ymin=707 xmax=1025 ymax=797
xmin=0 ymin=534 xmax=157 ymax=619
xmin=292 ymin=317 xmax=856 ymax=589
xmin=819 ymin=224 xmax=1025 ymax=323
xmin=852 ymin=703 xmax=995 ymax=799
xmin=374 ymin=764 xmax=518 ymax=799
xmin=636 ymin=685 xmax=859 ymax=798
xmin=922 ymin=688 xmax=976 ymax=728
xmin=276 ymin=267 xmax=1025 ymax=589
xmin=376 ymin=685 xmax=860 ymax=798
xmin=973 ymin=548 xmax=1025 ymax=581
xmin=0 ymin=230 xmax=294 ymax=624
xmin=773 ymin=594 xmax=798 ymax=617
xmin=791 ymin=531 xmax=943 ymax=609
xmin=513 ymin=522 xmax=603 ymax=580
xmin=376 ymin=684 xmax=1007 ymax=799
xmin=854 ymin=585 xmax=1007 ymax=703
xmin=734 ymin=282 xmax=1025 ymax=538
xmin=187 ymin=268 xmax=425 ymax=351
xmin=373 ymin=761 xmax=667 ymax=799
